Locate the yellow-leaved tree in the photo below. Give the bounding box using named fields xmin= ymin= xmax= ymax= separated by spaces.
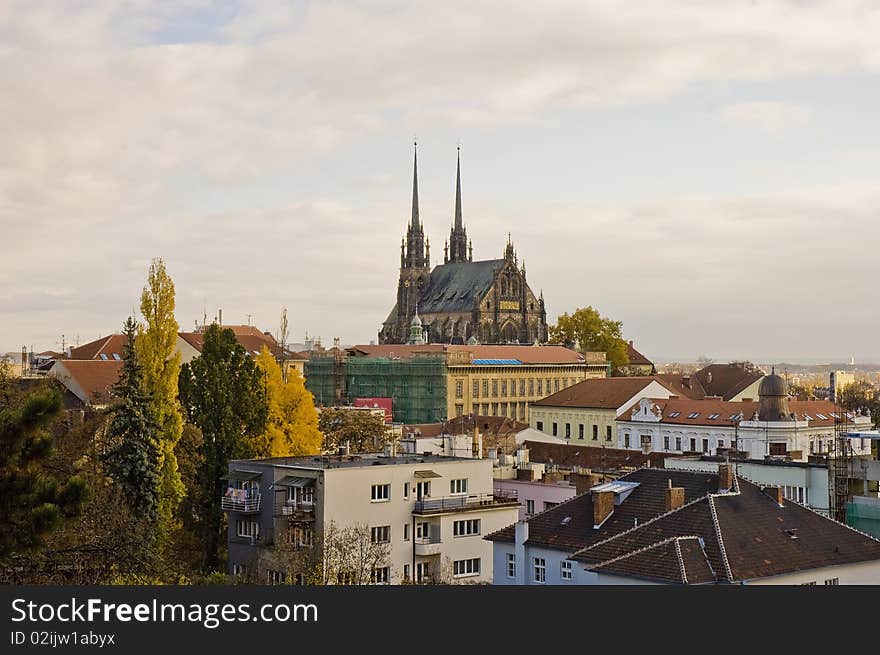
xmin=136 ymin=258 xmax=185 ymax=535
xmin=253 ymin=346 xmax=322 ymax=457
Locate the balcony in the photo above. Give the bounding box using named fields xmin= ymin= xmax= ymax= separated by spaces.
xmin=221 ymin=491 xmax=262 ymax=513
xmin=275 ymin=500 xmax=316 ymax=520
xmin=412 ymin=493 xmax=520 ymax=515
xmin=414 ymin=535 xmax=442 ymax=556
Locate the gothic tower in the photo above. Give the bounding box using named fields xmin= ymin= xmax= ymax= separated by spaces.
xmin=396 ymin=142 xmax=431 ymax=336
xmin=446 ymin=146 xmax=470 ymax=263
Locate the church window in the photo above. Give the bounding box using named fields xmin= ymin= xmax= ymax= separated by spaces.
xmin=501 ymin=279 xmax=508 ymax=295
xmin=473 ymin=381 xmax=479 ymax=398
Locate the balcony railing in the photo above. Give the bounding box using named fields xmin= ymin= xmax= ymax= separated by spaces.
xmin=277 ymin=500 xmax=316 ymax=519
xmin=221 ymin=492 xmax=262 ymax=513
xmin=413 ymin=493 xmax=519 ymax=514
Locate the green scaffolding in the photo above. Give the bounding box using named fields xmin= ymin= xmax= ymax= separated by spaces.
xmin=846 ymin=500 xmax=880 ymax=540
xmin=306 ymin=355 xmax=448 ymax=425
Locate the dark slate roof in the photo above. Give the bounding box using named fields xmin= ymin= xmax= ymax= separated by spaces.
xmin=486 ymin=468 xmax=719 ymax=551
xmin=589 ymin=536 xmax=715 ymax=584
xmin=418 ymin=259 xmax=504 ymax=314
xmin=573 ymin=477 xmax=880 ymax=583
xmin=522 ymin=441 xmax=673 ymax=471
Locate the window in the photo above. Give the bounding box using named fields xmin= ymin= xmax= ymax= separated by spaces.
xmin=579 ymin=424 xmax=584 ymax=439
xmin=510 ymin=379 xmax=516 ymax=397
xmin=707 ymin=413 xmax=720 ymax=420
xmin=370 ymin=526 xmax=390 ymax=544
xmin=536 ymin=420 xmax=544 ymax=431
xmin=565 ymin=423 xmax=571 ymax=439
xmin=492 ymin=380 xmax=498 ymax=397
xmin=824 ymin=578 xmax=839 ymax=586
xmin=473 ymin=381 xmax=479 ymax=398
xmin=236 ymin=520 xmax=259 ymax=539
xmin=287 ymin=524 xmax=313 ymax=547
xmin=689 ymin=438 xmax=696 ymax=452
xmin=501 ymin=381 xmax=507 ymax=397
xmin=537 ymin=379 xmax=543 ymax=395
xmin=450 ymin=478 xmax=468 ymax=495
xmin=624 ymin=434 xmax=631 ymax=448
xmin=403 ymin=524 xmax=410 ymax=541
xmin=554 ymin=379 xmax=560 ymax=393
xmin=455 ymin=404 xmax=464 ymax=417
xmin=371 ymin=484 xmax=390 ymax=502
xmin=482 ymin=403 xmax=488 ymax=415
xmin=702 ymin=439 xmax=709 ymax=453
xmin=606 ymin=425 xmax=612 ymax=441
xmin=519 ymin=379 xmax=526 ymax=396
xmin=533 ymin=557 xmax=546 ymax=583
xmin=111 ymin=353 xmax=121 ymax=361
xmin=99 ymin=353 xmax=108 ymax=360
xmin=561 ymin=560 xmax=573 ymax=581
xmin=267 ymin=570 xmax=285 ymax=585
xmin=453 ymin=558 xmax=481 ymax=578
xmin=544 ymin=501 xmax=558 ymax=511
xmin=403 ymin=565 xmax=410 ymax=581
xmin=528 ymin=379 xmax=534 ymax=396
xmin=687 ymin=412 xmax=700 ymax=419
xmin=416 ymin=522 xmax=430 ymax=539
xmin=668 ymin=412 xmax=681 ymax=418
xmin=552 ymin=422 xmax=558 ymax=436
xmin=453 ymin=519 xmax=481 ymax=536
xmin=416 ymin=562 xmax=431 ymax=583
xmin=506 ymin=553 xmax=516 ymax=578
xmin=483 ymin=380 xmax=489 ymax=397
xmin=455 ymin=381 xmax=464 ymax=399
xmin=664 ymin=436 xmax=670 ymax=450
xmin=526 ymin=499 xmax=535 ymax=516
xmin=403 ymin=482 xmax=410 ymax=498
xmin=717 ymin=439 xmax=724 ymax=449
xmin=371 ymin=567 xmax=390 ymax=584
xmin=416 ymin=481 xmax=431 ymax=498
xmin=641 ymin=434 xmax=652 ymax=450
xmin=592 ymin=424 xmax=598 ymax=440
xmin=675 ymin=437 xmax=682 ymax=451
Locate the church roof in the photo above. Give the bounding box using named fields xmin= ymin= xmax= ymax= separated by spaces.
xmin=418 ymin=259 xmax=505 ymax=314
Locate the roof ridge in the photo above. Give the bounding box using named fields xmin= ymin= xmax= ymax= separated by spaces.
xmin=768 ymin=486 xmax=880 ymax=545
xmin=571 ymin=491 xmax=713 ymax=561
xmin=589 ymin=535 xmax=701 ymax=576
xmin=673 ymin=537 xmax=687 ymax=584
xmin=483 ymin=485 xmax=593 ymax=543
xmin=707 ymin=495 xmax=734 ymax=582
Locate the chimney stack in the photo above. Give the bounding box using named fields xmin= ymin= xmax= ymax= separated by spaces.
xmin=665 ymin=483 xmax=685 ymax=512
xmin=592 ymin=490 xmax=614 ymax=529
xmin=765 ymin=486 xmax=784 ymax=507
xmin=718 ymin=463 xmax=734 ymax=492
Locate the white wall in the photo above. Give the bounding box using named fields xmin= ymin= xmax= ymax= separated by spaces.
xmin=493 ymin=478 xmax=577 ymax=520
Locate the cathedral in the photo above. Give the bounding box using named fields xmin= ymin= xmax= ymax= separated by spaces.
xmin=379 ymin=144 xmax=548 ymax=345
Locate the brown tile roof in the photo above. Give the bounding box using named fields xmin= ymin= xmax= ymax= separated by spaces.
xmin=656 ymin=373 xmax=705 ymax=399
xmin=486 ymin=467 xmax=719 ymax=551
xmin=693 ymin=363 xmax=764 ymax=400
xmin=68 ymin=334 xmax=129 ymax=360
xmin=222 ymin=325 xmax=279 ymax=343
xmin=347 ymin=344 xmax=588 ymax=365
xmin=403 ymin=416 xmax=527 ymax=439
xmin=531 ymin=376 xmax=673 ymax=409
xmin=589 ymin=536 xmax=716 ymax=584
xmin=619 ymin=397 xmax=862 ymax=429
xmin=522 ymin=441 xmax=673 ymax=471
xmin=573 ymin=476 xmax=880 ymax=583
xmin=54 ymin=359 xmax=123 ymax=406
xmin=178 ymin=330 xmax=283 ymax=358
xmin=626 ymin=342 xmax=653 ymax=367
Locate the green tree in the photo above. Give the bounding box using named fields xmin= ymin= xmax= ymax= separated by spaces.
xmin=0 ymin=386 xmax=87 ymax=565
xmin=549 ymin=306 xmax=629 ymax=372
xmin=105 ymin=317 xmax=162 ymax=524
xmin=254 ymin=347 xmax=322 ymax=457
xmin=318 ymin=407 xmax=389 ymax=453
xmin=178 ymin=324 xmax=268 ymax=571
xmin=136 ymin=258 xmax=185 ymax=533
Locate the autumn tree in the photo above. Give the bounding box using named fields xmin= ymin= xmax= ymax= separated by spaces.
xmin=253 ymin=347 xmax=322 ymax=457
xmin=549 ymin=306 xmax=629 ymax=372
xmin=105 ymin=317 xmax=162 ymax=524
xmin=0 ymin=385 xmax=87 ymax=565
xmin=318 ymin=407 xmax=389 ymax=453
xmin=178 ymin=324 xmax=268 ymax=571
xmin=136 ymin=258 xmax=185 ymax=536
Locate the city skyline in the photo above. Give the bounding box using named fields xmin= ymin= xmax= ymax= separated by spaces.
xmin=3 ymin=2 xmax=880 ymax=362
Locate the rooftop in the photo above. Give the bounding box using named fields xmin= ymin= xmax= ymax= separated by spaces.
xmin=230 ymin=452 xmax=476 ymax=471
xmin=344 ymin=343 xmax=590 ymax=365
xmin=531 ymin=375 xmax=674 ymax=409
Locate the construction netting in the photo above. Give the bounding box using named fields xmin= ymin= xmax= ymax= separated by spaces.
xmin=846 ymin=500 xmax=880 ymax=539
xmin=306 ymin=355 xmax=448 ymax=425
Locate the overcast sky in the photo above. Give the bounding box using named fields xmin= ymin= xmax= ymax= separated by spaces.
xmin=2 ymin=1 xmax=879 ymax=363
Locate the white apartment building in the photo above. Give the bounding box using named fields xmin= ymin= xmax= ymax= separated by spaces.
xmin=224 ymin=451 xmax=519 ymax=585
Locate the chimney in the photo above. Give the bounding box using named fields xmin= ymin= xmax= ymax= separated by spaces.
xmin=592 ymin=490 xmax=614 ymax=528
xmin=665 ymin=482 xmax=685 ymax=512
xmin=682 ymin=375 xmax=690 ymax=390
xmin=218 ymin=308 xmax=223 ymax=325
xmin=570 ymin=472 xmax=601 ymax=495
xmin=765 ymin=486 xmax=784 ymax=507
xmin=668 ymin=394 xmax=679 ymax=400
xmin=718 ymin=463 xmax=734 ymax=492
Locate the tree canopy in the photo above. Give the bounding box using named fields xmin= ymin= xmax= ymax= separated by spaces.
xmin=549 ymin=306 xmax=629 ymax=371
xmin=318 ymin=407 xmax=389 ymax=454
xmin=253 ymin=347 xmax=322 ymax=457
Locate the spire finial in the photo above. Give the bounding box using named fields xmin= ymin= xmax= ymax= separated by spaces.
xmin=454 ymin=145 xmax=463 ymax=230
xmin=411 ymin=140 xmax=420 ymax=229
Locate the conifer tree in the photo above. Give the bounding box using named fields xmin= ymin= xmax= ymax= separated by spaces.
xmin=105 ymin=317 xmax=161 ymax=523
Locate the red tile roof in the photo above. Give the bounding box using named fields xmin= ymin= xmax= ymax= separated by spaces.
xmin=626 ymin=342 xmax=653 ymax=367
xmin=68 ymin=334 xmax=129 ymax=360
xmin=53 ymin=359 xmax=123 ymax=406
xmin=347 ymin=344 xmax=589 ymax=365
xmin=531 ymin=376 xmax=674 ymax=409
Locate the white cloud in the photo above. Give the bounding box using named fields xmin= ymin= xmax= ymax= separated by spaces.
xmin=717 ymin=100 xmax=813 ymax=134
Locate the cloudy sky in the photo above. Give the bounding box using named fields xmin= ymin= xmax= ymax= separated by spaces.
xmin=2 ymin=1 xmax=879 ymax=363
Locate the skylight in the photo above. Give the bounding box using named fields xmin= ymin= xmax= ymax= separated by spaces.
xmin=99 ymin=354 xmax=108 ymax=360
xmin=803 ymin=414 xmax=812 ymax=420
xmin=668 ymin=411 xmax=681 ymax=418
xmin=728 ymin=414 xmax=741 ymax=421
xmin=112 ymin=353 xmax=121 ymax=361
xmin=816 ymin=413 xmax=828 ymax=420
xmin=687 ymin=412 xmax=700 ymax=419
xmin=707 ymin=413 xmax=720 ymax=420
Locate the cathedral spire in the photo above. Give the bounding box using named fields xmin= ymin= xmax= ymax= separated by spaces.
xmin=448 ymin=145 xmax=469 ymax=263
xmin=411 ymin=141 xmax=420 ymax=228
